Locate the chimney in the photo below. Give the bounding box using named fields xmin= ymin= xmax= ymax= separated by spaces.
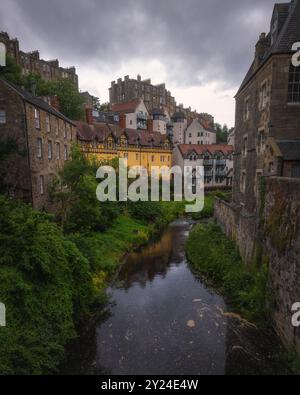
xmin=254 ymin=32 xmax=269 ymax=70
xmin=30 ymin=80 xmax=37 ymax=96
xmin=50 ymin=95 xmax=60 ymax=112
xmin=85 ymin=108 xmax=94 ymax=125
xmin=119 ymin=113 xmax=126 ymax=129
xmin=147 ymin=117 xmax=153 ymax=132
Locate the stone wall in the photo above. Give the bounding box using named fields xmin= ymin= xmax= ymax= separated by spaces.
xmin=215 ymin=176 xmax=300 ymax=354
xmin=262 ymin=177 xmax=300 ymax=353
xmin=214 ymin=198 xmax=256 ymax=264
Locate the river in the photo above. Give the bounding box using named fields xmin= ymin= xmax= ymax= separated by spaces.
xmin=62 ymin=218 xmax=289 ymax=375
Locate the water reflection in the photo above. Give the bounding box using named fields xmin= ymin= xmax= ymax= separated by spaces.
xmin=62 ymin=218 xmax=289 ymax=375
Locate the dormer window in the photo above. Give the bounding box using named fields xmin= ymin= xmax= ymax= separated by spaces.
xmin=271 ymin=18 xmax=278 ymax=46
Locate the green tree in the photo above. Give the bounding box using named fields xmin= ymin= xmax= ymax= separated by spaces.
xmin=52 ymin=145 xmax=121 ymax=233
xmin=0 ymin=55 xmax=23 ymax=85
xmin=215 ymin=123 xmax=229 ymax=144
xmin=0 ymin=195 xmax=94 ymax=374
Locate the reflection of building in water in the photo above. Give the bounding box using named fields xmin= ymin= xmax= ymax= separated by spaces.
xmin=120 ymin=226 xmax=185 ymax=288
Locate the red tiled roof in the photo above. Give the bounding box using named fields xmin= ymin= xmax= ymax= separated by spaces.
xmin=111 ymin=99 xmax=141 ymax=113
xmin=178 ymin=144 xmax=234 ymax=157
xmin=76 ymin=122 xmax=170 ymax=148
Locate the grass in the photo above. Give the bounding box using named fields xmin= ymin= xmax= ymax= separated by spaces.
xmin=191 ymin=190 xmax=232 ymax=220
xmin=68 ymin=201 xmax=186 ymax=292
xmin=186 ymin=221 xmax=268 ymax=324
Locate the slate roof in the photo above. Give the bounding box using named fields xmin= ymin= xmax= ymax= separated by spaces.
xmin=178 ymin=144 xmax=234 ymax=158
xmin=237 ymin=0 xmax=300 ymax=95
xmin=277 ymin=140 xmax=300 ymax=160
xmin=0 ymin=77 xmax=76 ymax=125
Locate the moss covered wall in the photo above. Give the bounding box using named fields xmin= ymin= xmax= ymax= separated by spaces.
xmin=262 ymin=177 xmax=300 ymax=353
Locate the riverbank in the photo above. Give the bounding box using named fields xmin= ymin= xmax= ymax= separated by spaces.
xmin=186 ymin=220 xmax=300 ymax=374
xmin=0 ymin=196 xmax=186 ymax=375
xmin=186 ymin=221 xmax=268 ymax=324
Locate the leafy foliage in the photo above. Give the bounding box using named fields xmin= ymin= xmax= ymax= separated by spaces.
xmin=51 ymin=145 xmax=121 ymax=233
xmin=0 ymin=56 xmax=23 ymax=85
xmin=186 ymin=221 xmax=268 ymax=323
xmin=191 ymin=191 xmax=232 ymax=220
xmin=0 ymin=196 xmax=94 ymax=374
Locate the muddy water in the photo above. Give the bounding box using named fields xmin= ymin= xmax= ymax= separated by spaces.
xmin=63 ymin=218 xmax=288 ymax=375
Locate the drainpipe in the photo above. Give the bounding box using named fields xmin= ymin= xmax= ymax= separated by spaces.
xmin=23 ymin=100 xmax=34 ymax=207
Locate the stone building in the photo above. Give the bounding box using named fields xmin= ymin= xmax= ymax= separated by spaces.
xmin=215 ymin=0 xmax=300 ymax=354
xmin=76 ymin=117 xmax=173 ymax=174
xmin=109 ymin=75 xmax=176 ymax=115
xmin=0 ymin=78 xmax=76 ymax=211
xmin=232 ymin=0 xmax=300 ymax=215
xmin=173 ymin=144 xmax=233 ymax=188
xmin=0 ymin=32 xmax=78 ymax=88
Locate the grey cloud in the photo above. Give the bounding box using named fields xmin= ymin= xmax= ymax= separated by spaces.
xmin=0 ymin=0 xmax=289 ymax=88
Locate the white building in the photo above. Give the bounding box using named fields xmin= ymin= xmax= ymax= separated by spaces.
xmin=172 ymin=112 xmax=188 ymax=145
xmin=173 ymin=144 xmax=234 ymax=188
xmin=111 ymin=99 xmax=149 ymax=130
xmin=185 ymin=119 xmax=217 ymax=145
xmin=171 ymin=112 xmax=217 ymax=146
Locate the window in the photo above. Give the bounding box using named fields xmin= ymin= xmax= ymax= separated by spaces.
xmin=257 ymin=130 xmax=265 ymax=153
xmin=46 ymin=114 xmax=51 ymax=132
xmin=64 ymin=145 xmax=68 ymax=160
xmin=55 ymin=119 xmax=59 ymax=136
xmin=136 ymin=153 xmax=139 ymax=161
xmin=39 ymin=175 xmax=45 ymax=195
xmin=64 ymin=123 xmax=67 ymax=139
xmin=241 ymin=171 xmax=246 ymax=193
xmin=288 ymin=64 xmax=300 ymax=103
xmin=56 ymin=143 xmax=61 ymax=159
xmin=48 ymin=141 xmax=52 ymax=159
xmin=242 ymin=136 xmax=248 ymax=156
xmin=261 ymin=83 xmax=268 ymax=108
xmin=34 ymin=108 xmax=41 ymax=129
xmin=292 ymin=164 xmax=300 ymax=178
xmin=37 ymin=138 xmax=43 ymax=158
xmin=0 ymin=110 xmax=6 ymax=124
xmin=244 ymin=98 xmax=250 ymax=121
xmin=151 ymin=155 xmax=155 ymax=162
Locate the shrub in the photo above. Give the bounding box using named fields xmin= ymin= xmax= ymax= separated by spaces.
xmin=0 ymin=196 xmax=94 ymax=374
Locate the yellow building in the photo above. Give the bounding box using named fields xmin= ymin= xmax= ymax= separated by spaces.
xmin=76 ymin=121 xmax=173 ymax=173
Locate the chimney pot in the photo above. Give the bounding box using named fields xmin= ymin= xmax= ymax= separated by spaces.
xmin=119 ymin=113 xmax=126 ymax=129
xmin=50 ymin=95 xmax=60 ymax=112
xmin=85 ymin=108 xmax=94 ymax=125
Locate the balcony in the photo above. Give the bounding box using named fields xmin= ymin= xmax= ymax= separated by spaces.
xmin=203 ymin=159 xmax=213 ymax=166
xmin=215 ymin=170 xmax=228 ymax=177
xmin=204 ymin=170 xmax=214 ymax=177
xmin=215 ymin=159 xmax=226 ymax=166
xmin=137 ymin=112 xmax=148 ymax=121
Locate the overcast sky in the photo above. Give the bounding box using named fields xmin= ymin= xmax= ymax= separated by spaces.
xmin=0 ymin=0 xmax=289 ymax=126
